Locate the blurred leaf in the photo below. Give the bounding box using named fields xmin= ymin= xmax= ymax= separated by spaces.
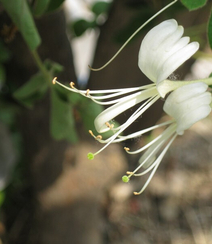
xmin=180 ymin=0 xmax=207 ymax=10
xmin=0 ymin=65 xmax=6 ymax=85
xmin=0 ymin=123 xmax=17 ymax=191
xmin=51 ymin=89 xmax=78 ymax=142
xmin=46 ymin=0 xmax=65 ymax=13
xmin=44 ymin=59 xmax=64 ymax=75
xmin=33 ymin=0 xmax=51 ymax=16
xmin=208 ymin=9 xmax=212 ymax=49
xmin=72 ymin=19 xmax=96 ymax=37
xmin=0 ymin=191 xmax=5 ymax=208
xmin=13 ymin=72 xmax=48 ymax=108
xmin=77 ymin=96 xmax=103 ymax=133
xmin=0 ymin=0 xmax=41 ymax=50
xmin=91 ymin=1 xmax=111 ymax=16
xmin=0 ymin=41 xmax=11 ymax=63
xmin=68 ymin=93 xmax=118 ymax=139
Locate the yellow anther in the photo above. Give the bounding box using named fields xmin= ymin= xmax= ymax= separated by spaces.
xmin=133 ymin=192 xmax=140 ymax=195
xmin=52 ymin=77 xmax=57 ymax=84
xmin=89 ymin=130 xmax=94 ymax=137
xmin=70 ymin=82 xmax=75 ymax=88
xmin=124 ymin=147 xmax=130 ymax=151
xmin=105 ymin=122 xmax=114 ymax=129
xmin=126 ymin=171 xmax=133 ymax=175
xmin=96 ymin=135 xmax=102 ymax=140
xmin=86 ymin=89 xmax=90 ymax=96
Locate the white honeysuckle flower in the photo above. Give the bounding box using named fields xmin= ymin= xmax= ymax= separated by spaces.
xmin=123 ymin=82 xmax=211 ymax=195
xmin=53 ymin=19 xmax=200 ymax=161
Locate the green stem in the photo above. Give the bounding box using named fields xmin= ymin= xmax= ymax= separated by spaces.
xmin=31 ymin=50 xmax=52 ymax=84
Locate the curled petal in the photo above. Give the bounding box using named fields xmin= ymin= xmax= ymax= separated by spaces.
xmin=163 ymin=82 xmax=212 ymax=135
xmin=138 ymin=19 xmax=199 ymax=84
xmin=157 ymin=42 xmax=199 ymax=83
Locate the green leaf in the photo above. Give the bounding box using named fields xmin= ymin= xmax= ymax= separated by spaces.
xmin=181 ymin=0 xmax=207 ymax=10
xmin=51 ymin=89 xmax=78 ymax=142
xmin=46 ymin=0 xmax=65 ymax=13
xmin=33 ymin=0 xmax=51 ymax=16
xmin=0 ymin=41 xmax=11 ymax=63
xmin=0 ymin=65 xmax=6 ymax=85
xmin=44 ymin=59 xmax=64 ymax=75
xmin=208 ymin=9 xmax=212 ymax=49
xmin=0 ymin=192 xmax=5 ymax=208
xmin=72 ymin=19 xmax=96 ymax=37
xmin=13 ymin=72 xmax=48 ymax=108
xmin=77 ymin=96 xmax=103 ymax=133
xmin=0 ymin=0 xmax=41 ymax=50
xmin=91 ymin=1 xmax=111 ymax=16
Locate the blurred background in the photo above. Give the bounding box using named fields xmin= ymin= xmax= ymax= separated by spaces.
xmin=0 ymin=0 xmax=212 ymax=243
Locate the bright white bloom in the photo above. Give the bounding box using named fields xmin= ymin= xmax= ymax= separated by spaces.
xmin=123 ymin=82 xmax=211 ymax=195
xmin=53 ymin=19 xmax=199 ymax=160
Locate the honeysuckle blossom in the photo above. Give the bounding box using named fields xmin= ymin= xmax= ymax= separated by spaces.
xmin=122 ymin=82 xmax=211 ymax=194
xmin=53 ymin=19 xmax=200 ymax=160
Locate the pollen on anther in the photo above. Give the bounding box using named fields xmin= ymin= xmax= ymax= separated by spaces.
xmin=126 ymin=171 xmax=133 ymax=175
xmin=86 ymin=89 xmax=90 ymax=96
xmin=105 ymin=122 xmax=114 ymax=129
xmin=96 ymin=135 xmax=102 ymax=140
xmin=52 ymin=77 xmax=57 ymax=84
xmin=89 ymin=130 xmax=94 ymax=136
xmin=133 ymin=192 xmax=140 ymax=195
xmin=124 ymin=147 xmax=130 ymax=151
xmin=70 ymin=82 xmax=75 ymax=88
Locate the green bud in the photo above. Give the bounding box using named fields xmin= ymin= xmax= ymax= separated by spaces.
xmin=122 ymin=175 xmax=129 ymax=183
xmin=87 ymin=152 xmax=94 ymax=160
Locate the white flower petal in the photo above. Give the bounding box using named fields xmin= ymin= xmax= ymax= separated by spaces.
xmin=157 ymin=42 xmax=199 ymax=83
xmin=138 ymin=19 xmax=178 ymax=82
xmin=176 ymin=106 xmax=211 ymax=135
xmin=138 ymin=19 xmax=199 ymax=84
xmin=163 ymin=82 xmax=212 ymax=135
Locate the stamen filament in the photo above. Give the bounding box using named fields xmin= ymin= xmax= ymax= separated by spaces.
xmin=133 ymin=133 xmax=177 ymax=195
xmin=115 ymin=120 xmax=174 ymax=143
xmin=127 ymin=123 xmax=176 ymax=178
xmin=90 ymin=95 xmax=160 ymax=155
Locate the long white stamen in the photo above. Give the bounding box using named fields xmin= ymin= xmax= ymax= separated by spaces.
xmin=110 ymin=95 xmax=159 ymax=132
xmin=95 ymin=95 xmax=160 ymax=144
xmin=89 ymin=86 xmax=155 ymax=105
xmin=92 ymin=95 xmax=160 ymax=153
xmin=127 ymin=124 xmax=176 ymax=178
xmin=127 ymin=122 xmax=176 ymax=154
xmin=134 ymin=133 xmax=177 ymax=195
xmin=89 ymin=0 xmax=178 ymax=71
xmin=117 ymin=120 xmax=174 ymax=143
